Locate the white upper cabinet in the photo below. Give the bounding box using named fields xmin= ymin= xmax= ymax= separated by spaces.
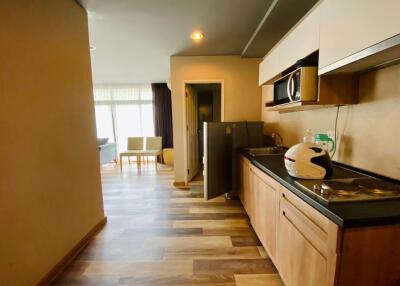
xmin=319 ymin=0 xmax=400 ymax=69
xmin=279 ymin=6 xmax=320 ymax=71
xmin=259 ymin=3 xmax=320 ymax=85
xmin=259 ymin=46 xmax=280 ymax=85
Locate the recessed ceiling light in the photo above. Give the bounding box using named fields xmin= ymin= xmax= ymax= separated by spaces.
xmin=90 ymin=45 xmax=96 ymax=51
xmin=190 ymin=31 xmax=204 ymax=41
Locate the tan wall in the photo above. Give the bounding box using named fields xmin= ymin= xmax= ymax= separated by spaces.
xmin=171 ymin=56 xmax=262 ymax=182
xmin=262 ymin=64 xmax=400 ymax=180
xmin=0 ymin=1 xmax=105 ymax=285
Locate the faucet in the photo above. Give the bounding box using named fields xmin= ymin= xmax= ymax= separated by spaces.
xmin=271 ymin=132 xmax=284 ymax=147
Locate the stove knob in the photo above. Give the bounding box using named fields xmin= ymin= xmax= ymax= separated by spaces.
xmin=321 ymin=185 xmax=330 ymax=195
xmin=313 ymin=184 xmax=322 ymax=193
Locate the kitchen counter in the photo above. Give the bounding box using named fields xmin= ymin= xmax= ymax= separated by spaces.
xmin=240 ymin=149 xmax=400 ymax=227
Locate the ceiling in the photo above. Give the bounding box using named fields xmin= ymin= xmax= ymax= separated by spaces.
xmin=242 ymin=0 xmax=318 ymax=57
xmin=80 ymin=0 xmax=317 ymax=84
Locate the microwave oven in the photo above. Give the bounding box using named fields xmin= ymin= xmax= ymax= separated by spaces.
xmin=273 ymin=67 xmax=318 ymax=105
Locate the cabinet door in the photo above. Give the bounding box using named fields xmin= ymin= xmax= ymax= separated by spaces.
xmin=239 ymin=157 xmax=251 ymax=215
xmin=319 ymin=0 xmax=400 ymax=68
xmin=252 ymin=171 xmax=278 ymax=262
xmin=259 ymin=46 xmax=280 ymax=85
xmin=239 ymin=157 xmax=245 ymax=205
xmin=248 ymin=166 xmax=257 ymax=221
xmin=279 ymin=4 xmax=320 ymax=71
xmin=278 ymin=200 xmax=328 ymax=286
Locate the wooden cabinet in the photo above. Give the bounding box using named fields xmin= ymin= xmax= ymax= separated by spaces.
xmin=278 ymin=187 xmax=339 ymax=286
xmin=240 ymin=155 xmax=400 ymax=285
xmin=278 ymin=205 xmax=327 ymax=286
xmin=278 ymin=188 xmax=336 ymax=286
xmin=240 ymin=156 xmax=338 ymax=285
xmin=239 ymin=156 xmax=252 ymax=217
xmin=240 ymin=156 xmax=278 ymax=262
xmin=319 ymin=0 xmax=400 ymax=69
xmin=251 ymin=166 xmax=279 ymax=263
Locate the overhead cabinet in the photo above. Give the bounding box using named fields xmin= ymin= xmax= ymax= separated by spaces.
xmin=259 ymin=3 xmax=320 ymax=85
xmin=279 ymin=5 xmax=320 ymax=72
xmin=259 ymin=46 xmax=280 ymax=85
xmin=319 ymin=0 xmax=400 ymax=71
xmin=260 ymin=0 xmax=400 ymax=82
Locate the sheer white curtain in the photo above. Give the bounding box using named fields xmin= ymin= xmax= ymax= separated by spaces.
xmin=94 ymin=85 xmax=154 ymax=152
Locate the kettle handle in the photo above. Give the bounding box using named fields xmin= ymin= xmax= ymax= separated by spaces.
xmin=328 ymin=137 xmax=335 ymax=153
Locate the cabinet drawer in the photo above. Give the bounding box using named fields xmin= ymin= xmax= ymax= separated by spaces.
xmin=280 ymin=187 xmax=338 ymax=251
xmin=280 ymin=197 xmax=329 ymax=257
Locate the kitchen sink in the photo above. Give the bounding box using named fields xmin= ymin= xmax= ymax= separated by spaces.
xmin=245 ymin=146 xmax=288 ymax=157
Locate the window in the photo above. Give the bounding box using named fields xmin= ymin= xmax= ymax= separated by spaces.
xmin=93 ymin=85 xmax=154 ymax=152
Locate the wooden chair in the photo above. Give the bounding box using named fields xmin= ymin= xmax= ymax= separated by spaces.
xmin=119 ymin=137 xmax=143 ymax=170
xmin=143 ymin=136 xmax=162 ymax=170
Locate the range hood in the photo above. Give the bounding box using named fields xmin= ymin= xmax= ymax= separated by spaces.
xmin=319 ymin=34 xmax=400 ymax=75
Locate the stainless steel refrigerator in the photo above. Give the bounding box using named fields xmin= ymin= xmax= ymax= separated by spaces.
xmin=204 ymin=121 xmax=265 ymax=200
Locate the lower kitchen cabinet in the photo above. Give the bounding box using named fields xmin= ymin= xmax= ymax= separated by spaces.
xmin=239 ymin=155 xmax=337 ymax=286
xmin=239 ymin=156 xmax=252 ymax=217
xmin=278 ymin=193 xmax=331 ymax=286
xmin=251 ymin=166 xmax=278 ymax=263
xmin=278 ymin=207 xmax=326 ymax=286
xmin=239 ymin=155 xmax=400 ymax=285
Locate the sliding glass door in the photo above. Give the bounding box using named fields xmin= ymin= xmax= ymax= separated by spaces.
xmin=93 ymin=85 xmax=154 ymax=153
xmin=94 ymin=105 xmax=115 ymax=142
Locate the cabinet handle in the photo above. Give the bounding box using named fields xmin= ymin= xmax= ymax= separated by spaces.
xmin=283 ymin=211 xmax=286 ymax=216
xmin=282 ymin=193 xmax=286 ymax=198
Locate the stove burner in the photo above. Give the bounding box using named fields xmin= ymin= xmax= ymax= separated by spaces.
xmin=321 ymin=181 xmax=363 ymax=196
xmin=295 ymin=176 xmax=400 ymax=204
xmin=353 ymin=178 xmax=400 ymax=190
xmin=353 ymin=178 xmax=400 ymax=196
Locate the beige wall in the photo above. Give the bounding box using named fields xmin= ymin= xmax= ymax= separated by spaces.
xmin=262 ymin=64 xmax=400 ymax=180
xmin=0 ymin=1 xmax=105 ymax=285
xmin=170 ymin=56 xmax=262 ymax=182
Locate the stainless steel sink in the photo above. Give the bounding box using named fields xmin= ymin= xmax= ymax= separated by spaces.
xmin=245 ymin=146 xmax=288 ymax=157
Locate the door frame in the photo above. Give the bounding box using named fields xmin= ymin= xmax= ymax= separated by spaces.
xmin=182 ymin=80 xmax=224 ymax=185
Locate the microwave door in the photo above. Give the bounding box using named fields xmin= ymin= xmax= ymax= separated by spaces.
xmin=273 ymin=75 xmax=291 ymax=105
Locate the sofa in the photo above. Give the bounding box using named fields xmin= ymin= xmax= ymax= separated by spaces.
xmin=98 ymin=138 xmax=117 ymax=164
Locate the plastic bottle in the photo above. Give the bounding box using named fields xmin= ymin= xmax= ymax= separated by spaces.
xmin=303 ymin=129 xmax=314 ymax=143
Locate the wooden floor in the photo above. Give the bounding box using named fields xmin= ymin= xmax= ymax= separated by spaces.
xmin=53 ymin=163 xmax=282 ymax=285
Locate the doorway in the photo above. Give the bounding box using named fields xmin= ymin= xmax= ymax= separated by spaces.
xmin=185 ymin=82 xmax=223 ymax=184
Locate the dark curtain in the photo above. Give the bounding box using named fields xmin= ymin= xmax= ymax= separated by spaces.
xmin=151 ymin=83 xmax=173 ymax=149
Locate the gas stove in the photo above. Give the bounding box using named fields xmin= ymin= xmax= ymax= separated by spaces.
xmin=295 ymin=177 xmax=400 ymax=203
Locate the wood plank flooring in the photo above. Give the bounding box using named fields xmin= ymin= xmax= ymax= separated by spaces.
xmin=53 ymin=163 xmax=282 ymax=285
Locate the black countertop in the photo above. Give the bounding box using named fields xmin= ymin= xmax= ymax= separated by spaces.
xmin=240 ymin=150 xmax=400 ymax=228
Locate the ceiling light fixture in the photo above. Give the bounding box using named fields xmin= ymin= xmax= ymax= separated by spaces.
xmin=190 ymin=31 xmax=204 ymax=41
